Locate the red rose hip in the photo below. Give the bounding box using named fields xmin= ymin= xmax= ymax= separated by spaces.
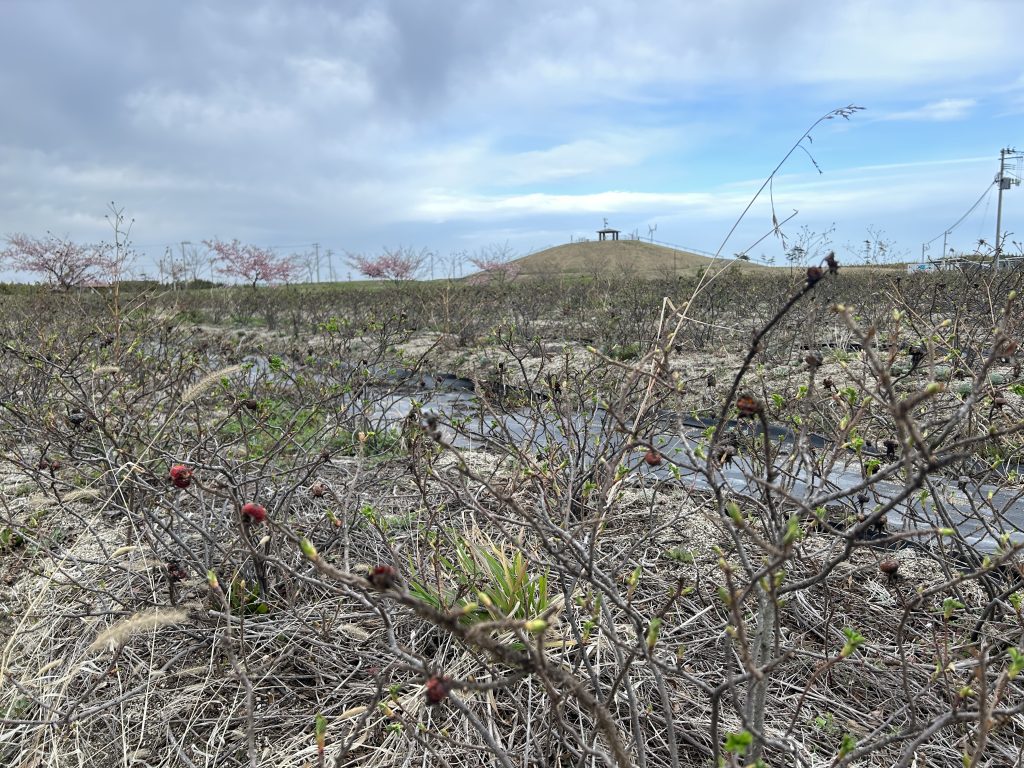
xmin=424 ymin=676 xmax=450 ymax=705
xmin=241 ymin=502 xmax=267 ymax=523
xmin=169 ymin=464 xmax=193 ymax=489
xmin=368 ymin=564 xmax=397 ymax=590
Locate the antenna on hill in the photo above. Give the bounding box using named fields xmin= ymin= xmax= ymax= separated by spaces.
xmin=648 ymin=223 xmax=657 ymax=243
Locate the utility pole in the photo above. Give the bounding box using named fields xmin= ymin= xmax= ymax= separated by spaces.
xmin=313 ymin=242 xmax=320 ymax=283
xmin=995 ymin=147 xmax=1021 ymax=270
xmin=179 ymin=241 xmax=191 ymax=290
xmin=160 ymin=246 xmax=171 ymax=285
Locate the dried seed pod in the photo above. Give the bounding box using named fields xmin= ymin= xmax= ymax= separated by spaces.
xmin=879 ymin=559 xmax=900 ymax=580
xmin=166 ymin=560 xmax=189 ymax=582
xmin=736 ymin=394 xmax=762 ymax=418
xmin=715 ymin=444 xmax=737 ymax=466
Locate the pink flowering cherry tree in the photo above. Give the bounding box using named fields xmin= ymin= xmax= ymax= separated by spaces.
xmin=204 ymin=238 xmax=298 ymax=288
xmin=347 ymin=246 xmax=429 ymax=282
xmin=2 ymin=233 xmax=113 ymax=290
xmin=467 ymin=243 xmax=520 ymax=285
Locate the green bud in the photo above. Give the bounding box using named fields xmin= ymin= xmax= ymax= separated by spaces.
xmin=524 ymin=618 xmax=548 ymax=633
xmin=315 ymin=713 xmax=327 ymax=750
xmin=726 ymin=500 xmax=743 ymax=525
xmin=628 ymin=566 xmax=642 ymax=588
xmin=646 ymin=618 xmax=662 ymax=651
xmin=300 ymin=537 xmax=319 ymax=561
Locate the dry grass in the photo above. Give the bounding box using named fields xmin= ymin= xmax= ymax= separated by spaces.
xmin=2 ymin=263 xmax=1023 ymax=767
xmin=3 ymin=442 xmax=1020 ymax=767
xmin=511 ymin=240 xmax=765 ymax=279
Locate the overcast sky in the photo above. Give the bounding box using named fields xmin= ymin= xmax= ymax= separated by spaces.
xmin=2 ymin=0 xmax=1023 ymax=280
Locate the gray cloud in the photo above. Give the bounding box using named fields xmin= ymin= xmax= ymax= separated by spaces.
xmin=1 ymin=0 xmax=1022 ymax=277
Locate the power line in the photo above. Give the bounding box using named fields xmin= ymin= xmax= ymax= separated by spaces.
xmin=925 ymin=181 xmax=995 ymax=246
xmin=976 ymin=185 xmax=994 ymax=246
xmin=129 ymin=241 xmax=320 ymax=251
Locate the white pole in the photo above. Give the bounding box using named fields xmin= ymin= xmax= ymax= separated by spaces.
xmin=995 ymin=148 xmax=1006 ymax=270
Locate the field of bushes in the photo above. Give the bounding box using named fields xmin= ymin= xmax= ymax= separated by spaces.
xmin=3 ymin=260 xmax=1024 ymax=767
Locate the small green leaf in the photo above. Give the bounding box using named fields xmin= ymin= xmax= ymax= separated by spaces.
xmin=1007 ymin=647 xmax=1024 ymax=679
xmin=839 ymin=732 xmax=857 ymax=757
xmin=942 ymin=597 xmax=965 ymax=620
xmin=784 ymin=514 xmax=802 ymax=545
xmin=628 ymin=566 xmax=642 ymax=589
xmin=724 ymin=730 xmax=752 ymax=754
xmin=665 ymin=547 xmax=694 ymax=564
xmin=840 ymin=627 xmax=865 ymax=658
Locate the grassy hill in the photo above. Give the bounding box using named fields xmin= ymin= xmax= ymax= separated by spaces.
xmin=508 ymin=240 xmax=761 ymax=279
